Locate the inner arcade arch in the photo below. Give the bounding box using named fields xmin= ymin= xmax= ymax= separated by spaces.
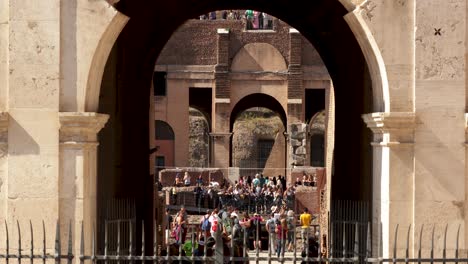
xmin=94 ymin=0 xmax=388 ymax=252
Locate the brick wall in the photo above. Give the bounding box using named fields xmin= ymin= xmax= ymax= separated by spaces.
xmin=156 ymin=19 xmax=323 ymax=67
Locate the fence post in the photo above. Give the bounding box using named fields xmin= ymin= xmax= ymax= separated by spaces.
xmin=42 ymin=221 xmax=46 ymax=264
xmin=67 ymin=221 xmax=73 ymax=264
xmin=55 ymin=221 xmax=61 ymax=264
xmin=80 ymin=222 xmax=84 ymax=264
xmin=29 ymin=221 xmax=33 ymax=264
xmin=214 ymin=228 xmax=223 ymax=264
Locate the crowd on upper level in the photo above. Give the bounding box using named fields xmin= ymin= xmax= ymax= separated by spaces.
xmin=198 ymin=10 xmax=274 ymax=30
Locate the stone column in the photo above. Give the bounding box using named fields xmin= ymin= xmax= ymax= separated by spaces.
xmin=287 ymin=28 xmax=303 ymax=123
xmin=59 ymin=112 xmax=108 ymax=254
xmin=210 ymin=132 xmax=232 ymax=175
xmin=212 ymin=28 xmax=231 ymax=172
xmin=289 ymin=123 xmax=307 ymax=168
xmin=362 ymin=112 xmax=415 ymax=257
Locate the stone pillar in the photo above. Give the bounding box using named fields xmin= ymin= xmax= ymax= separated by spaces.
xmin=287 ymin=28 xmax=303 ymax=123
xmin=212 ymin=28 xmax=231 ymax=172
xmin=215 ymin=28 xmax=230 ymax=99
xmin=362 ymin=112 xmax=415 ymax=257
xmin=289 ymin=123 xmax=308 ymax=168
xmin=210 ymin=132 xmax=232 ymax=175
xmin=59 ymin=112 xmax=108 ymax=254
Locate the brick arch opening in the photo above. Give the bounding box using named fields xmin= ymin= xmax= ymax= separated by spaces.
xmin=230 ymin=93 xmax=287 ymax=132
xmin=95 ymin=0 xmax=386 ymax=249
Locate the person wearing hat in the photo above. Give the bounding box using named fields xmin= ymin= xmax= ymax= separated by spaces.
xmin=266 ymin=213 xmax=277 ymax=255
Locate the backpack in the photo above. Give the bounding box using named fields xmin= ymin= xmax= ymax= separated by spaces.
xmin=287 ymin=216 xmax=295 ymax=230
xmin=223 ymin=217 xmax=232 ymax=234
xmin=211 ymin=217 xmax=219 ymax=232
xmin=267 ymin=219 xmax=276 ymax=233
xmin=201 ymin=216 xmax=211 ymax=231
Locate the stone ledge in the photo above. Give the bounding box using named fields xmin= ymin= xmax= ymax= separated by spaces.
xmin=59 ymin=112 xmax=109 ymax=143
xmin=362 ymin=112 xmax=415 ymax=146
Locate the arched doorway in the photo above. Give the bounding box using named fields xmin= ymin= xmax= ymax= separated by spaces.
xmin=93 ymin=0 xmax=388 ymax=251
xmin=229 ymin=93 xmax=287 ymax=177
xmin=154 ymin=120 xmax=175 ymax=173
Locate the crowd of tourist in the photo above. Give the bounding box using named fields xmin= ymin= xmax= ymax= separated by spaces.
xmin=170 ymin=171 xmax=318 ymax=214
xmin=199 ymin=10 xmax=274 ymax=30
xmin=165 ymin=204 xmax=318 ymax=258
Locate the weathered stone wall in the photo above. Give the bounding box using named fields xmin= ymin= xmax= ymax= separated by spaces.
xmin=232 ymin=112 xmax=286 ymax=177
xmin=188 ymin=115 xmax=209 ymax=167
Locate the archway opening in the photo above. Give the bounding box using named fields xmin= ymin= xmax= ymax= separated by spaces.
xmin=231 ymin=107 xmax=286 ymax=177
xmin=96 ymin=0 xmax=377 ymax=253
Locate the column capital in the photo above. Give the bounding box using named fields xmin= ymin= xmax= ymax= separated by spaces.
xmin=362 ymin=112 xmax=415 ymax=147
xmin=59 ymin=112 xmax=109 ymax=146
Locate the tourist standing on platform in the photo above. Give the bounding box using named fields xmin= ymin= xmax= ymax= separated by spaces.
xmin=276 ymin=218 xmax=288 ymax=258
xmin=266 ymin=213 xmax=277 ymax=254
xmin=286 ymin=210 xmax=295 ymax=251
xmin=300 ymin=208 xmax=312 ymax=250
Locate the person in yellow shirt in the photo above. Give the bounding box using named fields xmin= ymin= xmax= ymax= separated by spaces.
xmin=300 ymin=208 xmax=312 ymax=250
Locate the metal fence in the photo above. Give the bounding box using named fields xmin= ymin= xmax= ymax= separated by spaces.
xmin=0 ymin=220 xmax=466 ymax=264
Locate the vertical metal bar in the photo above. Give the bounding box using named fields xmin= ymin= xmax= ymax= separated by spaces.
xmin=92 ymin=224 xmax=96 ymax=264
xmin=230 ymin=224 xmax=234 ymax=262
xmin=178 ymin=224 xmax=182 ymax=264
xmin=342 ymin=222 xmax=346 ymax=258
xmin=430 ymin=225 xmax=435 ymax=264
xmin=30 ymin=221 xmax=34 ymax=264
xmin=393 ymin=224 xmax=399 ymax=264
xmin=17 ymin=221 xmax=22 ymax=264
xmin=329 ymin=218 xmax=334 ymax=258
xmin=203 ymin=231 xmax=207 ymax=261
xmin=80 ymin=221 xmax=84 ymax=264
xmin=55 ymin=221 xmax=61 ymax=264
xmin=67 ymin=221 xmax=73 ymax=264
xmin=418 ymin=225 xmax=423 ymax=264
xmin=256 ymin=220 xmax=259 ymax=264
xmin=293 ymin=213 xmax=297 ymax=264
xmin=154 ymin=221 xmax=158 ymax=264
xmin=378 ymin=222 xmax=382 ymax=261
xmin=443 ymin=224 xmax=448 ymax=264
xmin=5 ymin=220 xmax=9 ymax=264
xmin=42 ymin=221 xmax=46 ymax=264
xmin=104 ymin=220 xmax=108 ymax=264
xmin=366 ymin=222 xmax=371 ymax=260
xmin=354 ymin=222 xmax=359 ymax=259
xmin=455 ymin=224 xmax=460 ymax=264
xmin=117 ymin=220 xmax=121 ymax=264
xmin=243 ymin=227 xmax=247 ymax=258
xmin=130 ymin=219 xmax=134 ymax=264
xmin=267 ymin=228 xmax=271 ymax=264
xmin=141 ymin=220 xmax=146 ymax=263
xmin=405 ymin=225 xmax=411 ymax=264
xmin=191 ymin=226 xmax=195 ymax=264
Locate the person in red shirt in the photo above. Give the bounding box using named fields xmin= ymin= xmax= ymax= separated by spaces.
xmin=276 ymin=218 xmax=288 ymax=258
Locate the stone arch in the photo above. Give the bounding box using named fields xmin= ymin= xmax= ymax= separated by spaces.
xmin=231 ymin=43 xmax=287 ymax=72
xmin=84 ymin=8 xmax=129 ymax=112
xmin=84 ymin=0 xmax=391 ymax=241
xmin=84 ymin=0 xmax=389 ymax=114
xmin=230 ymin=93 xmax=287 ymax=132
xmin=154 ymin=120 xmax=175 ymax=168
xmin=308 ymin=110 xmax=326 ymax=167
